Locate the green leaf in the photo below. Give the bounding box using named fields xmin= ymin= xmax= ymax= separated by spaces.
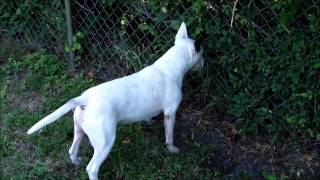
xmin=73 ymin=43 xmax=81 ymax=50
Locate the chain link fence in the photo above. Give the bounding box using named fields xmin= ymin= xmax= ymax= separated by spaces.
xmin=1 ymin=0 xmax=320 ymax=136
xmin=1 ymin=0 xmax=66 ymax=55
xmin=70 ymin=0 xmax=214 ymax=78
xmin=2 ymin=0 xmax=319 ymax=75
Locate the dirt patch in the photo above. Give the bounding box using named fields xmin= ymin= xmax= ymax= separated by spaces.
xmin=2 ymin=69 xmax=45 ymax=113
xmin=174 ymin=99 xmax=320 ymax=178
xmin=20 ymin=92 xmax=46 ymax=113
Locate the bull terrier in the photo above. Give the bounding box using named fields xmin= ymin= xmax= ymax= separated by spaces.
xmin=27 ymin=22 xmax=204 ymax=180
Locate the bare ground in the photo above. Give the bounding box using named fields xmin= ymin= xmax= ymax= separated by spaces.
xmin=171 ymin=97 xmax=320 ymax=179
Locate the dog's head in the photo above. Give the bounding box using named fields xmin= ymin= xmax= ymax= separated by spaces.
xmin=175 ymin=22 xmax=205 ymax=71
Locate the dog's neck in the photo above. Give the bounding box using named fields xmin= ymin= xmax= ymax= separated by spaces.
xmin=152 ymin=45 xmax=192 ymax=88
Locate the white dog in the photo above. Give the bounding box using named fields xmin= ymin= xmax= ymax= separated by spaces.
xmin=27 ymin=22 xmax=204 ymax=180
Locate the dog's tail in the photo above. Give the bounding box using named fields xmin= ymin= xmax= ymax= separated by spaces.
xmin=27 ymin=96 xmax=85 ymax=135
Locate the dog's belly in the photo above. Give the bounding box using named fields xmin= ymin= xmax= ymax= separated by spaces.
xmin=117 ymin=91 xmax=163 ymax=124
xmin=118 ymin=108 xmax=161 ymax=124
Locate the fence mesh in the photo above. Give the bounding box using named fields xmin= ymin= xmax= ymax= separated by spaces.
xmin=2 ymin=1 xmax=319 ymax=73
xmin=1 ymin=0 xmax=320 ymax=125
xmin=1 ymin=0 xmax=66 ymax=55
xmin=71 ymin=0 xmax=205 ymax=78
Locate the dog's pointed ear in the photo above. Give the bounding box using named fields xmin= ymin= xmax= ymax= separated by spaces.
xmin=175 ymin=22 xmax=188 ymax=40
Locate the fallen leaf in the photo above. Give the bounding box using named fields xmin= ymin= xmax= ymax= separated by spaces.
xmin=122 ymin=139 xmax=131 ymax=144
xmin=86 ymin=71 xmax=94 ymax=78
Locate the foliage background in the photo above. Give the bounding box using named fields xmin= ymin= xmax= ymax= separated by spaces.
xmin=1 ymin=0 xmax=320 ymax=142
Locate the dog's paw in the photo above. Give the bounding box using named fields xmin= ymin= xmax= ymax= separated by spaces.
xmin=167 ymin=145 xmax=180 ymax=153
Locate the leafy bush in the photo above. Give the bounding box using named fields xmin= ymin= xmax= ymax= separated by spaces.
xmin=215 ymin=1 xmax=320 ymax=140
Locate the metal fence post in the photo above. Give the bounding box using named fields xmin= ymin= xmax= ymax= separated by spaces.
xmin=64 ymin=0 xmax=75 ymax=71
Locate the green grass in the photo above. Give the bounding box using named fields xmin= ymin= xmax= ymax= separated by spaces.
xmin=0 ymin=42 xmax=222 ymax=179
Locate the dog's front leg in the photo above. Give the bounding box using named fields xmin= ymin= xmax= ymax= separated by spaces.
xmin=164 ymin=113 xmax=180 ymax=153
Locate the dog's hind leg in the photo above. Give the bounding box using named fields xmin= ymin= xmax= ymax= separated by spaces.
xmin=84 ymin=116 xmax=116 ymax=180
xmin=69 ymin=107 xmax=85 ymax=165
